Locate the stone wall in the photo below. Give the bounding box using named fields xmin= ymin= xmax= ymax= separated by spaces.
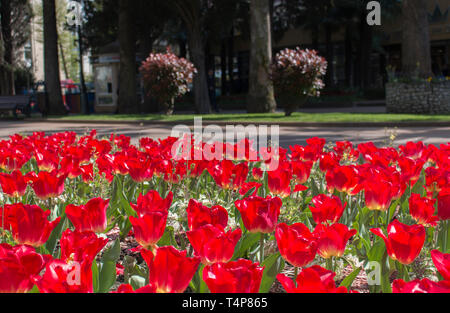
xmin=386 ymin=81 xmax=450 ymax=114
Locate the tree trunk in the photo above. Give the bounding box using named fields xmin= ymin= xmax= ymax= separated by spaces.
xmin=311 ymin=25 xmax=319 ymax=51
xmin=247 ymin=0 xmax=276 ymax=113
xmin=227 ymin=27 xmax=235 ymax=94
xmin=43 ymin=0 xmax=65 ymax=115
xmin=117 ymin=0 xmax=138 ymax=114
xmin=58 ymin=39 xmax=69 ymax=79
xmin=361 ymin=23 xmax=373 ymax=88
xmin=344 ymin=22 xmax=353 ymax=87
xmin=139 ymin=35 xmax=156 ymax=113
xmin=355 ymin=13 xmax=373 ymax=88
xmin=0 ymin=30 xmax=5 ymax=95
xmin=325 ymin=23 xmax=334 ymax=88
xmin=221 ymin=42 xmax=228 ymax=96
xmin=402 ymin=0 xmax=432 ymax=78
xmin=1 ymin=0 xmax=15 ymax=95
xmin=188 ymin=24 xmax=211 ymax=114
xmin=178 ymin=38 xmax=187 ymax=59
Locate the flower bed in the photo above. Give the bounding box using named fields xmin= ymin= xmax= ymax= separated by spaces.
xmin=0 ymin=131 xmax=449 ymax=293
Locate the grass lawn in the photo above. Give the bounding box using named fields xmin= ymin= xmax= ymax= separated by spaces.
xmin=44 ymin=112 xmax=450 ymax=124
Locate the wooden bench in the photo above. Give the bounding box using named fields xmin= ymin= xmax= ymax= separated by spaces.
xmin=0 ymin=95 xmax=31 ymax=118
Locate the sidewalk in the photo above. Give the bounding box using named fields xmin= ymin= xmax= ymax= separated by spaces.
xmin=1 ymin=120 xmax=448 ymax=146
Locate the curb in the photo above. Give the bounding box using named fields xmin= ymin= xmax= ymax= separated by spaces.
xmin=22 ymin=118 xmax=450 ymax=128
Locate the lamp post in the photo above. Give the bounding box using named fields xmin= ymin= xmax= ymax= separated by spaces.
xmin=77 ymin=0 xmax=88 ymax=114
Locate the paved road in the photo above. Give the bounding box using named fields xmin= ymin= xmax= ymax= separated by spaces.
xmin=0 ymin=120 xmax=448 ymax=147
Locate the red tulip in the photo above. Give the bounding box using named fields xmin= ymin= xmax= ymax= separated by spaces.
xmin=308 ymin=194 xmax=346 ymax=225
xmin=431 ymin=250 xmax=450 ymax=281
xmin=326 ymin=165 xmax=361 ymax=195
xmin=294 ymin=184 xmax=308 ymax=193
xmin=203 ymin=259 xmax=264 ymax=293
xmin=252 ymin=167 xmax=263 ymax=180
xmin=235 ymin=196 xmax=282 ymax=234
xmin=267 ymin=162 xmax=292 ymax=198
xmin=334 ymin=141 xmax=359 ymax=161
xmin=438 ymin=187 xmax=450 ymax=221
xmin=275 ymin=223 xmax=317 ymax=268
xmin=113 ymin=284 xmax=156 ymax=293
xmin=131 ymin=190 xmax=173 ymax=217
xmin=27 ymin=170 xmax=66 ymax=200
xmin=126 ymin=157 xmax=154 ymax=183
xmin=239 ymin=182 xmax=262 ymax=197
xmin=34 ymin=149 xmax=59 ymax=172
xmin=424 ymin=167 xmax=447 ymax=194
xmin=129 ymin=212 xmax=168 ymax=249
xmin=291 ymin=160 xmax=313 ymax=184
xmin=111 ymin=152 xmax=130 ymax=176
xmin=4 ymin=203 xmax=60 ymax=247
xmin=371 ymin=220 xmax=426 ymax=265
xmin=96 ymin=154 xmax=115 ymax=182
xmin=0 ymin=244 xmax=51 ymax=293
xmin=0 ymin=170 xmax=27 ymax=198
xmin=186 ymin=199 xmax=228 ymax=230
xmin=313 ymin=223 xmax=357 ymax=258
xmin=187 ymin=160 xmax=209 ymax=178
xmin=364 ymin=177 xmax=395 ymax=212
xmin=186 ymin=224 xmax=242 ymax=265
xmin=392 ymin=278 xmax=450 ymax=293
xmin=319 ymin=152 xmax=340 ymax=172
xmin=277 ymin=265 xmax=348 ymax=293
xmin=141 ymin=246 xmax=200 ymax=293
xmin=399 ymin=141 xmax=428 ymax=161
xmin=116 ymin=263 xmax=124 ymax=276
xmin=66 ymin=198 xmax=110 ymax=233
xmin=160 ymin=160 xmax=188 ymax=184
xmin=35 ymin=259 xmax=94 ymax=293
xmin=398 ymin=157 xmax=425 ymax=187
xmin=208 ymin=160 xmax=249 ymax=190
xmin=80 ymin=164 xmax=94 ymax=183
xmin=59 ymin=229 xmax=108 ymax=265
xmin=260 ymin=146 xmax=286 ymax=171
xmin=290 ymin=138 xmax=325 ymax=162
xmin=0 ymin=146 xmax=30 ymax=172
xmin=358 ymin=142 xmax=399 ymax=167
xmin=409 ymin=193 xmax=439 ymax=226
xmin=59 ymin=155 xmax=83 ymax=180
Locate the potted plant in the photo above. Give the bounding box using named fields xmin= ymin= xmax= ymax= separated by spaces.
xmin=140 ymin=48 xmax=197 ymax=115
xmin=271 ymin=47 xmax=327 ymax=116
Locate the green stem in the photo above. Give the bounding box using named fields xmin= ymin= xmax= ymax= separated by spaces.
xmin=398 ymin=261 xmax=410 ymax=282
xmin=1 ymin=205 xmax=4 ymax=242
xmin=443 ymin=220 xmax=449 ymax=253
xmin=326 ymin=257 xmax=333 ymax=271
xmin=259 ymin=233 xmax=265 ymax=263
xmin=385 ymin=205 xmax=390 ymax=227
xmin=374 ymin=210 xmax=380 ymax=228
xmin=294 ymin=267 xmax=299 ymax=286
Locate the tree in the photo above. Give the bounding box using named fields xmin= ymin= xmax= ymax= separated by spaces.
xmin=402 ymin=0 xmax=432 ymax=78
xmin=116 ymin=0 xmax=138 ymax=114
xmin=1 ymin=0 xmax=14 ymax=95
xmin=84 ymin=0 xmax=172 ymax=113
xmin=42 ymin=0 xmax=65 ymax=115
xmin=247 ymin=0 xmax=276 ymax=113
xmin=0 ymin=0 xmax=32 ymax=95
xmin=167 ymin=0 xmax=212 ymax=114
xmin=34 ymin=0 xmax=80 ymax=82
